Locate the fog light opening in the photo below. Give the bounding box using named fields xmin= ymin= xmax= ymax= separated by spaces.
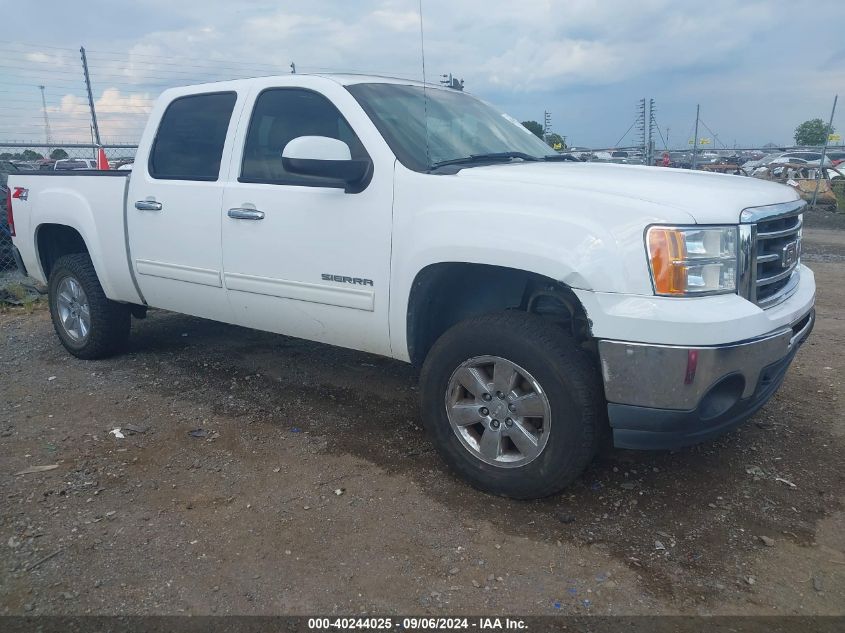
xmin=699 ymin=374 xmax=745 ymax=421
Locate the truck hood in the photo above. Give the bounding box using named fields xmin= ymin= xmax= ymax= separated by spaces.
xmin=455 ymin=161 xmax=800 ymax=224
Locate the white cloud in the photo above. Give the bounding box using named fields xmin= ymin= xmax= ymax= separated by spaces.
xmin=45 ymin=89 xmax=152 ymax=142
xmin=1 ymin=0 xmax=843 ymax=146
xmin=371 ymin=9 xmax=420 ymax=31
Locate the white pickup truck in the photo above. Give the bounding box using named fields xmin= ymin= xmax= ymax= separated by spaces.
xmin=7 ymin=74 xmax=815 ymax=498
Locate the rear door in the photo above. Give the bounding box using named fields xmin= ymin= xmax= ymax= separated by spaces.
xmin=220 ymin=80 xmax=395 ymax=356
xmin=127 ymin=90 xmax=243 ymax=322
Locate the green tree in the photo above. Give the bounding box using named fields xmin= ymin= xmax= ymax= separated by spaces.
xmin=20 ymin=149 xmax=44 ymax=161
xmin=521 ymin=120 xmax=544 ymax=139
xmin=794 ymin=118 xmax=835 ymax=146
xmin=50 ymin=148 xmax=69 ymax=160
xmin=546 ymin=133 xmax=566 ymax=150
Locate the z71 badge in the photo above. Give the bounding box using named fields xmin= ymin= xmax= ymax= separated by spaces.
xmin=322 ymin=274 xmax=374 ymax=286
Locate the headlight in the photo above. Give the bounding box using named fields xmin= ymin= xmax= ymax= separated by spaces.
xmin=646 ymin=226 xmax=738 ymax=296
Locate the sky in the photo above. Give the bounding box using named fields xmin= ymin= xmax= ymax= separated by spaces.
xmin=0 ymin=0 xmax=843 ymax=148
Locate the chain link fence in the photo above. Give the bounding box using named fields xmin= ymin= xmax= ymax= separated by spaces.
xmin=1 ymin=144 xmax=137 ymax=301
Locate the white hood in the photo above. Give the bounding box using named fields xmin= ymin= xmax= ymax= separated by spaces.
xmin=456 ymin=161 xmax=800 ymax=224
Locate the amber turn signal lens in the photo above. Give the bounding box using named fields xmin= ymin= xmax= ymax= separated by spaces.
xmin=648 ymin=228 xmax=688 ymax=295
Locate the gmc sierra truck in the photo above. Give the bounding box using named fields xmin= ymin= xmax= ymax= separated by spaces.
xmin=7 ymin=75 xmax=815 ymax=498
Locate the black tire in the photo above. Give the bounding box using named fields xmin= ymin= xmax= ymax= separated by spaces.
xmin=48 ymin=253 xmax=130 ymax=359
xmin=419 ymin=311 xmax=604 ymax=499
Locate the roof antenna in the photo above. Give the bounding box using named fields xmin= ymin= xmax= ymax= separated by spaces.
xmin=418 ymin=0 xmax=430 ymax=167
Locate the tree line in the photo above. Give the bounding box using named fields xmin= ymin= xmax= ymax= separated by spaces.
xmin=0 ymin=149 xmax=70 ymax=161
xmin=520 ymin=120 xmax=565 ymax=150
xmin=519 ymin=117 xmax=837 ymax=150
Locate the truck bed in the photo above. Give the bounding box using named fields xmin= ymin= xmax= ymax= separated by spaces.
xmin=9 ymin=170 xmax=142 ymax=304
xmin=16 ymin=170 xmax=131 ymax=177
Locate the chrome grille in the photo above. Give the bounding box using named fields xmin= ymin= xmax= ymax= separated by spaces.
xmin=738 ymin=200 xmax=804 ymax=308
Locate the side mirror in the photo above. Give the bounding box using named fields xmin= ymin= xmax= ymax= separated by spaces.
xmin=282 ymin=136 xmax=371 ymax=192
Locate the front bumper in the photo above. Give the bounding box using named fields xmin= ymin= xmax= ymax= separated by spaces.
xmin=599 ymin=308 xmax=814 ymax=450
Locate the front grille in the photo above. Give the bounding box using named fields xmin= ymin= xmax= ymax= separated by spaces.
xmin=754 ymin=212 xmax=802 ymax=304
xmin=739 ymin=201 xmax=804 ymax=308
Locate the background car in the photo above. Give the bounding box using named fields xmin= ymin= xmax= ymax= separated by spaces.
xmin=825 ymin=150 xmax=845 ymax=167
xmin=54 ymin=158 xmax=97 ymax=170
xmin=0 ymin=160 xmax=20 ymax=270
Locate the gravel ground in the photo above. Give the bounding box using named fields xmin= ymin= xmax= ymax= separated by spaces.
xmin=0 ymin=228 xmax=843 ymax=617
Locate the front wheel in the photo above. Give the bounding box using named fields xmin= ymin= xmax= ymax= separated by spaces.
xmin=419 ymin=311 xmax=603 ymax=499
xmin=48 ymin=253 xmax=131 ymax=359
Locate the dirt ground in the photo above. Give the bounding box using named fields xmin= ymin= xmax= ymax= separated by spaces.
xmin=1 ymin=223 xmax=843 ymax=617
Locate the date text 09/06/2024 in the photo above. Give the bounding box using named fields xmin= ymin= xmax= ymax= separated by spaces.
xmin=307 ymin=616 xmax=527 ymax=630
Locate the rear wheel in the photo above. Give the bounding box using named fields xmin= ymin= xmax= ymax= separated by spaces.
xmin=420 ymin=311 xmax=603 ymax=499
xmin=48 ymin=253 xmax=130 ymax=359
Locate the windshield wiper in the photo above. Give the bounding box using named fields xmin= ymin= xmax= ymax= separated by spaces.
xmin=543 ymin=153 xmax=580 ymax=162
xmin=429 ymin=152 xmax=542 ymax=170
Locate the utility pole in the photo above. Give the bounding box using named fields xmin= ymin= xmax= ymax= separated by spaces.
xmin=38 ymin=85 xmax=52 ymax=154
xmin=80 ymin=46 xmax=101 ymax=147
xmin=812 ymin=94 xmax=838 ymax=207
xmin=691 ymin=104 xmax=700 ymax=170
xmin=290 ymin=62 xmax=296 ymax=74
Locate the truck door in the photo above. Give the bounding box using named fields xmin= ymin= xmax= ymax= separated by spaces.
xmin=220 ymin=83 xmax=394 ymax=356
xmin=127 ymin=90 xmax=242 ymax=322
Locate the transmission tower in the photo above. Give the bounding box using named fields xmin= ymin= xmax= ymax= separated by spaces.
xmin=647 ymin=98 xmax=656 ymax=165
xmin=543 ymin=111 xmax=552 ymax=142
xmin=636 ymin=98 xmax=659 ymax=164
xmin=39 ymin=85 xmax=52 ymax=152
xmin=636 ymin=98 xmax=646 ymax=153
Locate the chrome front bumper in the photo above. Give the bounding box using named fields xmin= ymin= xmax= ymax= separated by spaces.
xmin=599 ymin=309 xmax=814 ymax=410
xmin=598 ymin=309 xmax=815 ymax=449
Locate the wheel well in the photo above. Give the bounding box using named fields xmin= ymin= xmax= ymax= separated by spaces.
xmin=406 ymin=263 xmax=592 ymax=366
xmin=36 ymin=224 xmax=88 ymax=279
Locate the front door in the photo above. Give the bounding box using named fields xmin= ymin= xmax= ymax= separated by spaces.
xmin=127 ymin=90 xmax=243 ymax=323
xmin=221 ymin=84 xmax=394 ymax=356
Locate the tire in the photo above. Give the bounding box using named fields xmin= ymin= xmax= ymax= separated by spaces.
xmin=48 ymin=253 xmax=130 ymax=359
xmin=419 ymin=311 xmax=604 ymax=499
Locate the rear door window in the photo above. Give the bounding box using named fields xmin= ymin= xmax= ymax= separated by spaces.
xmin=149 ymin=92 xmax=237 ymax=181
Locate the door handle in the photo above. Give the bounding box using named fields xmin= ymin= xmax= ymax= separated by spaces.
xmin=135 ymin=200 xmax=162 ymax=211
xmin=228 ymin=208 xmax=265 ymax=220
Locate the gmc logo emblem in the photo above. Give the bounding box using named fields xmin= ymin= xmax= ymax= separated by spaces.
xmin=781 ymin=240 xmax=799 ymax=269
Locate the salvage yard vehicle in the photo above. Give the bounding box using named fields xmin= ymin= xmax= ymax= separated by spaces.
xmin=753 ymin=162 xmax=844 ymax=209
xmin=6 ymin=75 xmax=815 ymax=498
xmin=53 ymin=158 xmax=97 ymax=171
xmin=1 ymin=160 xmax=20 ymax=268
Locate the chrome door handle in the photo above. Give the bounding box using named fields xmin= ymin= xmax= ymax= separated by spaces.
xmin=228 ymin=208 xmax=265 ymax=220
xmin=135 ymin=200 xmax=162 ymax=211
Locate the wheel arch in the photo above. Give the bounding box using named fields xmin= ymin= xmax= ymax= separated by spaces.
xmin=405 ymin=262 xmax=592 ymax=367
xmin=35 ymin=223 xmax=90 ymax=280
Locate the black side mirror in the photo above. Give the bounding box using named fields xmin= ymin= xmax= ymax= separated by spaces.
xmin=282 ymin=136 xmax=372 ymax=193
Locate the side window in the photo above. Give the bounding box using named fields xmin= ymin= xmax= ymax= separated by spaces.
xmin=240 ymin=88 xmax=369 ymax=185
xmin=149 ymin=92 xmax=237 ymax=181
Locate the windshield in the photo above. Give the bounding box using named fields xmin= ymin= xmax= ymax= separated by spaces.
xmin=346 ymin=83 xmax=553 ymax=172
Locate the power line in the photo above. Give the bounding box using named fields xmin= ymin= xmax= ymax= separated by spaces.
xmin=613 ymin=118 xmax=639 ymax=148
xmin=651 ymin=114 xmax=668 ymax=150
xmin=698 ymin=118 xmax=727 ymax=149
